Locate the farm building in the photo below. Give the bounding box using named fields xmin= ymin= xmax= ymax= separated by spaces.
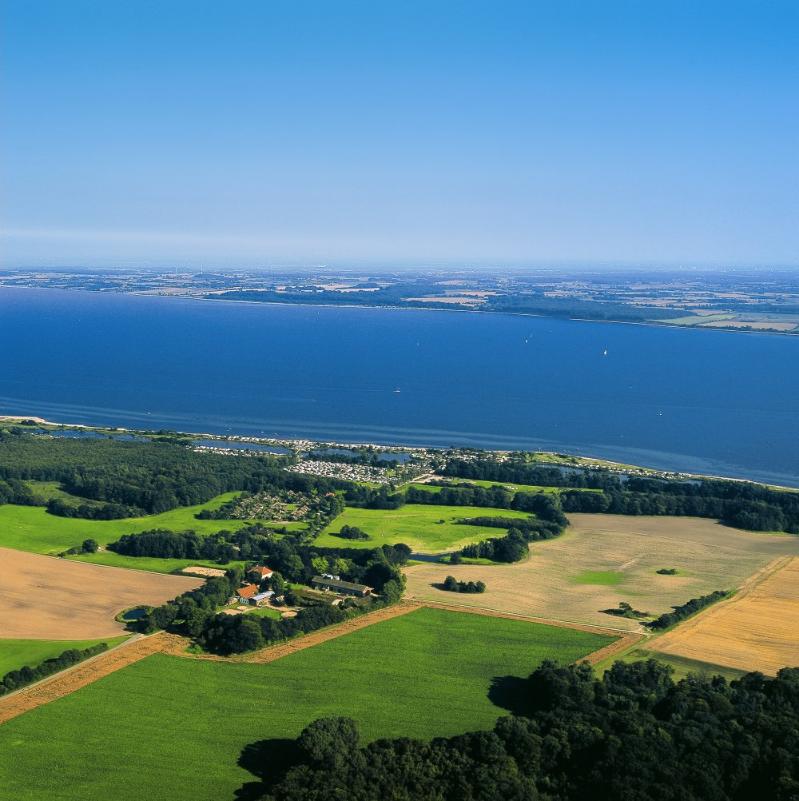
xmin=247 ymin=565 xmax=274 ymax=582
xmin=311 ymin=576 xmax=373 ymax=597
xmin=236 ymin=583 xmax=259 ymax=603
xmin=251 ymin=591 xmax=275 ymax=607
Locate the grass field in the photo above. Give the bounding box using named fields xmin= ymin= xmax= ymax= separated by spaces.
xmin=0 ymin=607 xmax=612 ymax=801
xmin=647 ymin=556 xmax=799 ymax=675
xmin=0 ymin=492 xmax=294 ymax=568
xmin=404 ymin=514 xmax=799 ymax=631
xmin=572 ymin=570 xmax=625 ymax=586
xmin=0 ymin=636 xmax=129 ymax=676
xmin=317 ymin=504 xmax=530 ymax=552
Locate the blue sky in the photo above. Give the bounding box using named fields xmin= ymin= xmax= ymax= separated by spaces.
xmin=1 ymin=0 xmax=797 ymax=268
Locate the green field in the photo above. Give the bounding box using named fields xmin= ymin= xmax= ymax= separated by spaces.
xmin=0 ymin=636 xmax=129 ymax=676
xmin=0 ymin=492 xmax=287 ymax=557
xmin=572 ymin=570 xmax=625 ymax=586
xmin=317 ymin=503 xmax=531 ymax=551
xmin=0 ymin=607 xmax=612 ymax=801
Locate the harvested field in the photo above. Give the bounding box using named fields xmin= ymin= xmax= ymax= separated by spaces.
xmin=648 ymin=556 xmax=799 ymax=675
xmin=0 ymin=548 xmax=201 ymax=639
xmin=403 ymin=514 xmax=799 ymax=632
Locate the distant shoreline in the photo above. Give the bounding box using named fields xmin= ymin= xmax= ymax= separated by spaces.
xmin=1 ymin=283 xmax=798 ymax=338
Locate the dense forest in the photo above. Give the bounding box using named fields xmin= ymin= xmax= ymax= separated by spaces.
xmin=248 ymin=660 xmax=799 ymax=801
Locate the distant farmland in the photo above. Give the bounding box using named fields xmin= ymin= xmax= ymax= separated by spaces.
xmin=648 ymin=556 xmax=799 ymax=675
xmin=0 ymin=607 xmax=612 ymax=801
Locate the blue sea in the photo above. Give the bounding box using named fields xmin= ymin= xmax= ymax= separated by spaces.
xmin=1 ymin=287 xmax=798 ymax=486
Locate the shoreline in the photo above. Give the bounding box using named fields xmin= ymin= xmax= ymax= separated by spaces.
xmin=2 ymin=283 xmax=798 ymax=338
xmin=3 ymin=413 xmax=797 ymax=494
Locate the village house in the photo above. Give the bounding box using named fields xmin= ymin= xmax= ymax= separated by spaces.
xmin=247 ymin=565 xmax=274 ymax=583
xmin=236 ymin=583 xmax=259 ymax=603
xmin=311 ymin=576 xmax=373 ymax=597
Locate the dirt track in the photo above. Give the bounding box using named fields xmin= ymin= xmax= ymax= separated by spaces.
xmin=0 ymin=632 xmax=182 ymax=725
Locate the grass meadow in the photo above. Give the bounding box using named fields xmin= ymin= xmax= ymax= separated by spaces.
xmin=0 ymin=636 xmax=129 ymax=676
xmin=0 ymin=607 xmax=612 ymax=801
xmin=317 ymin=503 xmax=531 ymax=552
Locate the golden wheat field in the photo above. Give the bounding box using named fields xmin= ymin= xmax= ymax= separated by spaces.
xmin=647 ymin=556 xmax=799 ymax=675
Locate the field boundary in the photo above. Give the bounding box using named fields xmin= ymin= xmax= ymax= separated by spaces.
xmin=0 ymin=632 xmax=175 ymax=725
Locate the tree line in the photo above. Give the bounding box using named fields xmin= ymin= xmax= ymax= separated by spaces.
xmin=645 ymin=589 xmax=729 ymax=631
xmin=0 ymin=643 xmax=109 ymax=696
xmin=248 ymin=659 xmax=799 ymax=801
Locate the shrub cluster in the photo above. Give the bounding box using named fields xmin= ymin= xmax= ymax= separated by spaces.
xmin=441 ymin=575 xmax=486 ymax=593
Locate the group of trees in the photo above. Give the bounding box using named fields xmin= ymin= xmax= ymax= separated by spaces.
xmin=111 ymin=525 xmax=410 ymax=590
xmin=250 ymin=660 xmax=799 ymax=801
xmin=441 ymin=575 xmax=486 ymax=593
xmin=332 ymin=525 xmax=371 ymax=540
xmin=0 ymin=643 xmax=109 ymax=696
xmin=133 ymin=536 xmax=409 ymax=653
xmin=461 ymin=529 xmax=530 ymax=563
xmin=646 ymin=589 xmax=728 ymax=630
xmin=0 ymin=477 xmax=38 ymax=506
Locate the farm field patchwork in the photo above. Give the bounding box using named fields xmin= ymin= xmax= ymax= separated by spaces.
xmin=403 ymin=514 xmax=799 ymax=631
xmin=317 ymin=503 xmax=530 ymax=551
xmin=0 ymin=547 xmax=201 ymax=639
xmin=0 ymin=492 xmax=289 ymax=558
xmin=0 ymin=607 xmax=613 ymax=801
xmin=647 ymin=556 xmax=799 ymax=675
xmin=0 ymin=636 xmax=129 ymax=676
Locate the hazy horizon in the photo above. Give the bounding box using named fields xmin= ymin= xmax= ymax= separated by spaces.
xmin=2 ymin=1 xmax=797 ymax=268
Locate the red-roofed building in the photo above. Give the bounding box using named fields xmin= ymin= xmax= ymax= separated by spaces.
xmin=236 ymin=583 xmax=259 ymax=603
xmin=247 ymin=565 xmax=274 ymax=582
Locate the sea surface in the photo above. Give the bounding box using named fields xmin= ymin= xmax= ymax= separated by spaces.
xmin=1 ymin=287 xmax=798 ymax=486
